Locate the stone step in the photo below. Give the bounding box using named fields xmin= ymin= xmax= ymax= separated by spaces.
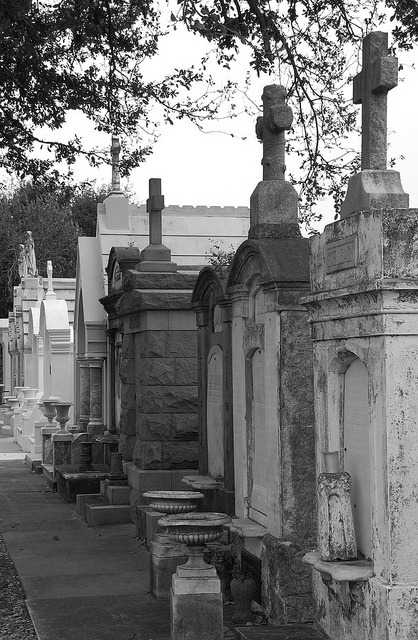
xmin=75 ymin=493 xmax=104 ymax=519
xmin=106 ymin=484 xmax=130 ymax=505
xmin=84 ymin=497 xmax=132 ymax=527
xmin=1 ymin=424 xmax=12 ymax=436
xmin=235 ymin=626 xmax=328 ymax=640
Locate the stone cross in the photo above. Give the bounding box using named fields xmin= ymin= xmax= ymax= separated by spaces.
xmin=353 ymin=31 xmax=398 ymax=170
xmin=111 ymin=135 xmax=121 ymax=192
xmin=255 ymin=85 xmax=293 ymax=181
xmin=146 ymin=178 xmax=165 ymax=245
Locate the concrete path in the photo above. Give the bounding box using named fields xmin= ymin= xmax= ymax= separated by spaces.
xmin=0 ymin=437 xmax=171 ymax=640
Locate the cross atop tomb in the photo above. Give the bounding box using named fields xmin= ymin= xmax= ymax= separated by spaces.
xmin=255 ymin=85 xmax=293 ymax=181
xmin=138 ymin=178 xmax=177 ymax=272
xmin=146 ymin=178 xmax=164 ymax=246
xmin=353 ymin=31 xmax=398 ymax=170
xmin=110 ymin=135 xmax=122 ymax=193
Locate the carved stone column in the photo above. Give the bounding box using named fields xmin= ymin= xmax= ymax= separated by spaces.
xmin=87 ymin=359 xmax=105 ymax=435
xmin=77 ymin=359 xmax=91 ymax=431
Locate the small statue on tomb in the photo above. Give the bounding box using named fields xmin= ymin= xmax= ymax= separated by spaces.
xmin=17 ymin=243 xmax=28 ymax=279
xmin=25 ymin=231 xmax=37 ymax=276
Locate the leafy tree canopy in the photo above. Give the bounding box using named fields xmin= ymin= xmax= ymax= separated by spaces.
xmin=0 ymin=0 xmax=417 ymax=224
xmin=0 ymin=179 xmax=103 ymax=316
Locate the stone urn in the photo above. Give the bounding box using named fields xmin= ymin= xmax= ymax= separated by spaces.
xmin=158 ymin=512 xmax=231 ymax=572
xmin=144 ymin=490 xmax=205 ymax=515
xmin=51 ymin=402 xmax=73 ymax=440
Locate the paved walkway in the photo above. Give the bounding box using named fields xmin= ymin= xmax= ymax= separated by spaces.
xmin=0 ymin=436 xmax=171 ymax=640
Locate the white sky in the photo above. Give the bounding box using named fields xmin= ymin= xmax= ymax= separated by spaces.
xmin=34 ymin=22 xmax=418 ymax=234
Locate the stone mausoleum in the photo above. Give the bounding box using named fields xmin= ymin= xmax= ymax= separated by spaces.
xmin=303 ymin=32 xmax=418 ymax=640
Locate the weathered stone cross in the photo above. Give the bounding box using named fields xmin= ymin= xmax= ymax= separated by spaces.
xmin=353 ymin=31 xmax=398 ymax=170
xmin=255 ymin=85 xmax=293 ymax=181
xmin=110 ymin=135 xmax=121 ymax=192
xmin=146 ymin=178 xmax=165 ymax=245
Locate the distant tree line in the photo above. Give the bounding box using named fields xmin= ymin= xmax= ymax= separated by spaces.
xmin=0 ymin=180 xmax=106 ymax=318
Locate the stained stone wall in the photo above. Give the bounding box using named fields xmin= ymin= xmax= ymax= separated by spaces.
xmin=132 ymin=327 xmax=198 ymax=470
xmin=118 ymin=333 xmax=136 ymax=460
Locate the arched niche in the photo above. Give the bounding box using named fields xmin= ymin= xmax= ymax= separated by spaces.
xmin=328 ymin=349 xmax=371 ymax=559
xmin=206 ymin=345 xmax=224 ymax=479
xmin=246 ymin=346 xmax=267 ymax=524
xmin=343 ymin=357 xmax=371 ymax=559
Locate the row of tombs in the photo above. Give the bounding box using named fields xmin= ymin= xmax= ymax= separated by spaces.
xmin=1 ymin=32 xmax=417 ymax=640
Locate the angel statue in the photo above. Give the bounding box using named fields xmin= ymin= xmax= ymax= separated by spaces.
xmin=25 ymin=231 xmax=37 ymax=276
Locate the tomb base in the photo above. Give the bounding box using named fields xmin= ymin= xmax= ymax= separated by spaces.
xmin=340 ymin=169 xmax=408 ymax=218
xmin=170 ymin=564 xmax=223 ymax=640
xmin=55 ymin=464 xmax=111 ymax=502
xmin=150 ymin=536 xmax=188 ymax=600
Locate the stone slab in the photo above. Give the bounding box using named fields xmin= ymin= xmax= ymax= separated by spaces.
xmin=56 ymin=465 xmax=111 ymax=503
xmin=27 ymin=593 xmax=171 ymax=640
xmin=85 ymin=500 xmax=132 ymax=527
xmin=170 ymin=591 xmax=223 ymax=640
xmin=235 ymin=626 xmax=328 ymax=639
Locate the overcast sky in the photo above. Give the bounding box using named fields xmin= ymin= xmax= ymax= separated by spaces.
xmin=36 ymin=23 xmax=418 ymax=234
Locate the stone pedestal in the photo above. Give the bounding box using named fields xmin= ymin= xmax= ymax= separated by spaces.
xmin=52 ymin=435 xmax=73 ymax=467
xmin=150 ymin=535 xmax=188 ymax=600
xmin=41 ymin=425 xmax=58 ymax=464
xmin=340 ymin=170 xmax=408 ymax=218
xmin=55 ymin=464 xmax=111 ymax=503
xmin=170 ymin=564 xmax=223 ymax=640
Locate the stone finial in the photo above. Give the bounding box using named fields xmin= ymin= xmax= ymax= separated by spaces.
xmin=255 ymin=85 xmax=293 ymax=181
xmin=249 ymin=85 xmax=299 ymax=236
xmin=353 ymin=31 xmax=398 ymax=171
xmin=340 ymin=32 xmax=409 ymax=218
xmin=45 ymin=260 xmax=56 ymax=299
xmin=25 ymin=231 xmax=37 ymax=276
xmin=138 ymin=178 xmax=177 ymax=272
xmin=110 ymin=135 xmax=122 ymax=193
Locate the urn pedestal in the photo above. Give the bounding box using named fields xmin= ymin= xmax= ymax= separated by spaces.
xmin=159 ymin=512 xmax=231 ymax=640
xmin=144 ymin=491 xmax=204 ymax=601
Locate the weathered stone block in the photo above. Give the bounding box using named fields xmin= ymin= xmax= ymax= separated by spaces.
xmin=119 ymin=358 xmax=135 ymax=385
xmin=162 ymin=442 xmax=199 ymax=469
xmin=137 ymin=358 xmax=175 ymax=386
xmin=136 ymin=331 xmax=166 ymax=358
xmin=137 ymin=413 xmax=172 ymax=441
xmin=127 ymin=464 xmax=171 ymax=490
xmin=118 ymin=433 xmax=135 ymax=461
xmin=140 ymin=386 xmax=198 ymax=414
xmin=119 ymin=406 xmax=136 ymax=435
xmin=171 ymin=592 xmax=223 ymax=640
xmin=171 ymin=414 xmax=198 ymax=440
xmin=166 ymin=331 xmax=197 ymax=358
xmin=261 ymin=533 xmax=313 ymax=625
xmin=174 ymin=358 xmax=198 ymax=385
xmin=121 ymin=334 xmax=135 ymax=358
xmin=133 ymin=441 xmax=162 ymax=469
